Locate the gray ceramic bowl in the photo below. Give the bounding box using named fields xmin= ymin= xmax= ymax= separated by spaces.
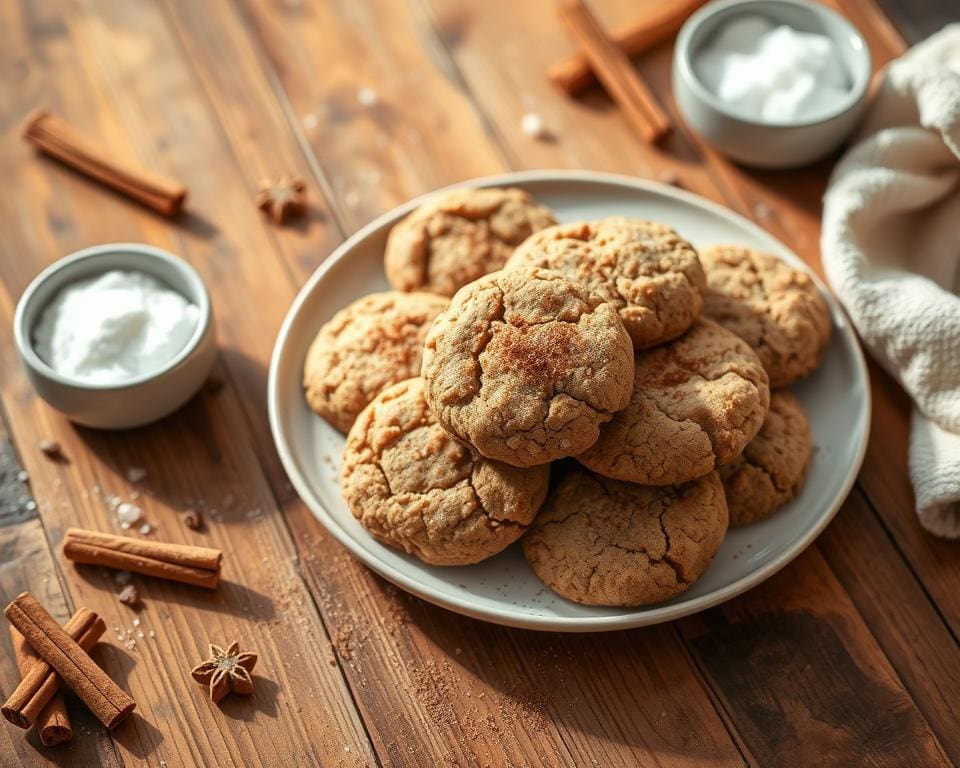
xmin=13 ymin=243 xmax=217 ymax=429
xmin=672 ymin=0 xmax=872 ymax=168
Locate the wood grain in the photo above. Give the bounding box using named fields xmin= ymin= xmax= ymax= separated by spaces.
xmin=0 ymin=0 xmax=957 ymax=765
xmin=0 ymin=0 xmax=375 ymax=764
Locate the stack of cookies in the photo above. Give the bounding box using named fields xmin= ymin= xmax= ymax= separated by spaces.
xmin=302 ymin=186 xmax=831 ymax=608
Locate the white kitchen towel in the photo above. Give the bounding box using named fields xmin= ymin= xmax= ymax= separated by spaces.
xmin=822 ymin=25 xmax=960 ymax=537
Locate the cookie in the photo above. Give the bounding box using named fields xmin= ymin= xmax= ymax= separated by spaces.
xmin=341 ymin=378 xmax=550 ymax=565
xmin=384 ymin=187 xmax=557 ymax=297
xmin=523 ymin=468 xmax=728 ymax=607
xmin=720 ymin=391 xmax=812 ymax=526
xmin=303 ymin=291 xmax=448 ymax=432
xmin=577 ymin=317 xmax=770 ymax=485
xmin=421 ymin=266 xmax=634 ymax=468
xmin=700 ymin=245 xmax=831 ymax=388
xmin=506 ymin=217 xmax=706 ymax=348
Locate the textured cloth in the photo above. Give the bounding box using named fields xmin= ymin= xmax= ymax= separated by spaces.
xmin=822 ymin=26 xmax=960 ymax=537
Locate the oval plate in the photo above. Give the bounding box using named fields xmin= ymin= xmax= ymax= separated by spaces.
xmin=268 ymin=170 xmax=870 ymax=632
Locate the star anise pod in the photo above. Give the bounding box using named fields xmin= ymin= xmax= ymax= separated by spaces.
xmin=191 ymin=641 xmax=257 ymax=703
xmin=255 ymin=175 xmax=307 ymax=224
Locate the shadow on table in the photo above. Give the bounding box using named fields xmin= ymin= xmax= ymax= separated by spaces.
xmin=68 ymin=563 xmax=276 ymax=621
xmin=216 ymin=675 xmax=280 ymax=721
xmin=368 ymin=577 xmax=723 ymax=762
xmin=69 ymin=347 xmax=294 ymax=530
xmin=91 ymin=644 xmax=165 ymax=760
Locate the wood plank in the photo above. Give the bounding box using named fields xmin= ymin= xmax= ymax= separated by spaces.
xmin=0 ymin=0 xmax=377 ymax=765
xmin=681 ymin=546 xmax=950 ymax=767
xmin=0 ymin=405 xmax=116 ymax=767
xmin=820 ymin=492 xmax=960 ymax=765
xmin=237 ymin=0 xmax=507 ymax=231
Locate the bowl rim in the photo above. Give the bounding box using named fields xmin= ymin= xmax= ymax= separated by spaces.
xmin=13 ymin=242 xmax=213 ymax=392
xmin=675 ymin=0 xmax=873 ymax=129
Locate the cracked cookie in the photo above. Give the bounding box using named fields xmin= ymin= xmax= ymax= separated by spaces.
xmin=421 ymin=266 xmax=635 ymax=468
xmin=506 ymin=217 xmax=706 ymax=349
xmin=303 ymin=291 xmax=448 ymax=432
xmin=385 ymin=186 xmax=557 ymax=297
xmin=577 ymin=317 xmax=770 ymax=485
xmin=341 ymin=378 xmax=550 ymax=565
xmin=523 ymin=468 xmax=728 ymax=607
xmin=701 ymin=245 xmax=831 ymax=388
xmin=720 ymin=391 xmax=812 ymax=526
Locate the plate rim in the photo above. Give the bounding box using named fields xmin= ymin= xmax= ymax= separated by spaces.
xmin=267 ymin=169 xmax=871 ymax=632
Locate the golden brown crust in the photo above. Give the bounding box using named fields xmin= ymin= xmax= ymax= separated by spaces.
xmin=421 ymin=266 xmax=635 ymax=468
xmin=577 ymin=318 xmax=770 ymax=485
xmin=720 ymin=391 xmax=812 ymax=526
xmin=523 ymin=468 xmax=728 ymax=607
xmin=341 ymin=379 xmax=550 ymax=565
xmin=385 ymin=187 xmax=556 ymax=297
xmin=507 ymin=217 xmax=706 ymax=348
xmin=303 ymin=291 xmax=448 ymax=432
xmin=700 ymin=245 xmax=831 ymax=388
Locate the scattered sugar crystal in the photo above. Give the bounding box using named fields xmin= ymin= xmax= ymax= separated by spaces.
xmin=149 ymin=630 xmax=156 ymax=639
xmin=126 ymin=467 xmax=146 ymax=483
xmin=116 ymin=502 xmax=142 ymax=526
xmin=137 ymin=631 xmax=144 ymax=639
xmin=24 ymin=500 xmax=37 ymax=511
xmin=521 ymin=112 xmax=548 ymax=140
xmin=120 ymin=522 xmax=131 ymax=531
xmin=132 ymin=617 xmax=141 ymax=627
xmin=357 ymin=87 xmax=378 ymax=107
xmin=17 ymin=470 xmax=28 ymax=482
xmin=139 ymin=522 xmax=152 ymax=535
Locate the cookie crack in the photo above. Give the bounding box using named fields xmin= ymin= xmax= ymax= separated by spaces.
xmin=737 ymin=453 xmax=791 ymax=494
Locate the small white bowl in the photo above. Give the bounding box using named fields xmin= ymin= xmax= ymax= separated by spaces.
xmin=13 ymin=243 xmax=217 ymax=429
xmin=672 ymin=0 xmax=872 ymax=168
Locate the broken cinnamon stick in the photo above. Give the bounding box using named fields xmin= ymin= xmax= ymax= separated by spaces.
xmin=4 ymin=595 xmax=133 ymax=730
xmin=9 ymin=627 xmax=73 ymax=745
xmin=2 ymin=607 xmax=104 ymax=731
xmin=549 ymin=0 xmax=707 ymax=95
xmin=22 ymin=109 xmax=187 ymax=217
xmin=63 ymin=527 xmax=222 ymax=589
xmin=558 ymin=0 xmax=672 ymax=143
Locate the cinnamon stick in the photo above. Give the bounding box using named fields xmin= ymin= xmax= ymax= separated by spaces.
xmin=558 ymin=0 xmax=672 ymax=143
xmin=22 ymin=109 xmax=187 ymax=217
xmin=2 ymin=607 xmax=104 ymax=731
xmin=4 ymin=595 xmax=132 ymax=730
xmin=549 ymin=0 xmax=707 ymax=95
xmin=9 ymin=627 xmax=72 ymax=745
xmin=63 ymin=528 xmax=221 ymax=589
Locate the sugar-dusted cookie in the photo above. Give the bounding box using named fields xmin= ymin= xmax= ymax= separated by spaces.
xmin=341 ymin=378 xmax=549 ymax=565
xmin=421 ymin=266 xmax=634 ymax=468
xmin=720 ymin=391 xmax=812 ymax=526
xmin=507 ymin=217 xmax=706 ymax=348
xmin=577 ymin=317 xmax=770 ymax=485
xmin=303 ymin=291 xmax=448 ymax=432
xmin=385 ymin=187 xmax=557 ymax=297
xmin=700 ymin=245 xmax=831 ymax=388
xmin=524 ymin=468 xmax=728 ymax=607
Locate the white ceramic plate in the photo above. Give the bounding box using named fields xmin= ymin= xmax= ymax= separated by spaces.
xmin=268 ymin=170 xmax=870 ymax=632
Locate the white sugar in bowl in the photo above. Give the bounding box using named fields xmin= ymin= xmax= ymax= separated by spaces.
xmin=672 ymin=0 xmax=872 ymax=168
xmin=14 ymin=243 xmax=217 ymax=429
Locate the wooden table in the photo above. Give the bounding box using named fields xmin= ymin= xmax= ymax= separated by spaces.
xmin=1 ymin=1 xmax=956 ymax=765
